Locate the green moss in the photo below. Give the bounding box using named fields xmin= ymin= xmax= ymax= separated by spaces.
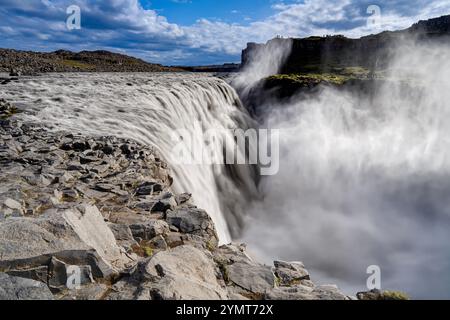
xmin=340 ymin=66 xmax=370 ymax=77
xmin=60 ymin=59 xmax=95 ymax=70
xmin=131 ymin=242 xmax=154 ymax=258
xmin=215 ymin=260 xmax=230 ymax=284
xmin=274 ymin=276 xmax=282 ymax=287
xmin=206 ymin=239 xmax=217 ymax=252
xmin=382 ymin=291 xmax=410 ymax=300
xmin=266 ymin=73 xmax=350 ymax=86
xmin=143 ymin=246 xmax=154 ymax=257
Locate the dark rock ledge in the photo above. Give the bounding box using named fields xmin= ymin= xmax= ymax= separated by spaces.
xmin=0 ymin=100 xmax=352 ymax=300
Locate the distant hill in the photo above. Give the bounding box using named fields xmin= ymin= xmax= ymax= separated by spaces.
xmin=178 ymin=63 xmax=240 ymax=73
xmin=0 ymin=49 xmax=183 ymax=74
xmin=241 ymin=15 xmax=450 ymax=74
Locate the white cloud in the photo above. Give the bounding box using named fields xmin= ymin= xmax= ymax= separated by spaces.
xmin=1 ymin=0 xmax=450 ymax=64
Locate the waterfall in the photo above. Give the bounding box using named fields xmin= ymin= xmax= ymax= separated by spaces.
xmin=238 ymin=41 xmax=450 ymax=298
xmin=2 ymin=72 xmax=258 ymax=243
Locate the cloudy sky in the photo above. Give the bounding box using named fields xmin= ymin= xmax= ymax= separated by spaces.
xmin=0 ymin=0 xmax=449 ymax=65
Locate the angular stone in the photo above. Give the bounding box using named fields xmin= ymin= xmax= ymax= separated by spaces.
xmin=310 ymin=285 xmax=347 ymax=300
xmin=0 ymin=273 xmax=54 ymax=300
xmin=273 ymin=260 xmax=310 ymax=286
xmin=227 ymin=262 xmax=275 ymax=295
xmin=108 ymin=223 xmax=137 ymax=250
xmin=166 ymin=208 xmax=217 ymax=242
xmin=7 ymin=266 xmax=49 ymax=284
xmin=66 ymin=164 xmax=85 ymax=171
xmin=61 ymin=188 xmax=79 ymax=202
xmin=48 ymin=257 xmax=94 ymax=292
xmin=94 ymin=183 xmax=115 ymax=192
xmin=143 ymin=245 xmax=228 ymax=300
xmin=4 ymin=198 xmax=22 ymax=210
xmin=108 ymin=224 xmax=134 ymax=241
xmin=0 ymin=204 xmax=131 ymax=279
xmin=214 ymin=244 xmax=252 ymax=265
xmin=136 ymin=181 xmax=163 ymax=196
xmin=164 ymin=232 xmax=185 ymax=248
xmin=129 ymin=220 xmax=169 ymax=241
xmin=265 ymin=285 xmax=315 ymax=300
xmin=58 ymin=283 xmax=109 ymax=300
xmin=175 ymin=193 xmax=192 ymax=205
xmin=147 ymin=235 xmax=168 ymax=250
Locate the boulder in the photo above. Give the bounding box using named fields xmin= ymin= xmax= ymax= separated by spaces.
xmin=135 ymin=181 xmax=163 ymax=196
xmin=48 ymin=257 xmax=94 ymax=292
xmin=0 ymin=273 xmax=53 ymax=300
xmin=129 ymin=219 xmax=170 ymax=241
xmin=265 ymin=284 xmax=347 ymax=300
xmin=356 ymin=289 xmax=409 ymax=300
xmin=227 ymin=261 xmax=275 ymax=295
xmin=143 ymin=245 xmax=228 ymax=300
xmin=108 ymin=245 xmax=228 ymax=300
xmin=57 ymin=283 xmax=109 ymax=300
xmin=166 ymin=208 xmax=218 ymax=244
xmin=108 ymin=223 xmax=135 ymax=241
xmin=273 ymin=260 xmax=310 ymax=286
xmin=0 ymin=204 xmax=131 ymax=280
xmin=175 ymin=193 xmax=192 ymax=205
xmin=310 ymin=285 xmax=348 ymax=300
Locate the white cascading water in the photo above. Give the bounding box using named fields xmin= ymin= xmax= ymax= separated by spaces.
xmin=239 ymin=41 xmax=450 ymax=299
xmin=1 ymin=73 xmax=258 ymax=243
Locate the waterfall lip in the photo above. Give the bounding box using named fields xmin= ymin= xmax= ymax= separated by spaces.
xmin=2 ymin=72 xmax=260 ymax=245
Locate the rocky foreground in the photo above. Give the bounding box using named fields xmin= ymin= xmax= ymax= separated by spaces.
xmin=0 ymin=98 xmax=355 ymax=300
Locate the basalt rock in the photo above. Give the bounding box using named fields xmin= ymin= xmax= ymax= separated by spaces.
xmin=0 ymin=109 xmax=349 ymax=300
xmin=0 ymin=273 xmax=54 ymax=300
xmin=0 ymin=204 xmax=131 ymax=279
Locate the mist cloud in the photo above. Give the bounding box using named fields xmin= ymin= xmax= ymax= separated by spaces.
xmin=241 ymin=40 xmax=450 ymax=299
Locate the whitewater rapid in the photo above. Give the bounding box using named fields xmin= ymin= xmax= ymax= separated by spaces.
xmin=0 ymin=72 xmax=257 ymax=243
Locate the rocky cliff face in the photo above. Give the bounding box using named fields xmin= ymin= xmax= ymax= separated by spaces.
xmin=241 ymin=15 xmax=450 ymax=74
xmin=0 ymin=99 xmax=353 ymax=300
xmin=0 ymin=49 xmax=182 ymax=74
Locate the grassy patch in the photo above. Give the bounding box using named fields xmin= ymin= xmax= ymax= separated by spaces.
xmin=59 ymin=59 xmax=95 ymax=70
xmin=382 ymin=291 xmax=410 ymax=300
xmin=206 ymin=239 xmax=217 ymax=252
xmin=266 ymin=73 xmax=350 ymax=87
xmin=215 ymin=259 xmax=230 ymax=284
xmin=131 ymin=241 xmax=155 ymax=258
xmin=340 ymin=66 xmax=370 ymax=77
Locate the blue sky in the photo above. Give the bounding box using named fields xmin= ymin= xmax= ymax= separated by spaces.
xmin=144 ymin=0 xmax=282 ymax=25
xmin=0 ymin=0 xmax=449 ymax=65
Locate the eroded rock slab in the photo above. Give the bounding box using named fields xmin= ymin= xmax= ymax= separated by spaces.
xmin=107 ymin=245 xmax=228 ymax=300
xmin=0 ymin=204 xmax=131 ymax=279
xmin=0 ymin=273 xmax=54 ymax=300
